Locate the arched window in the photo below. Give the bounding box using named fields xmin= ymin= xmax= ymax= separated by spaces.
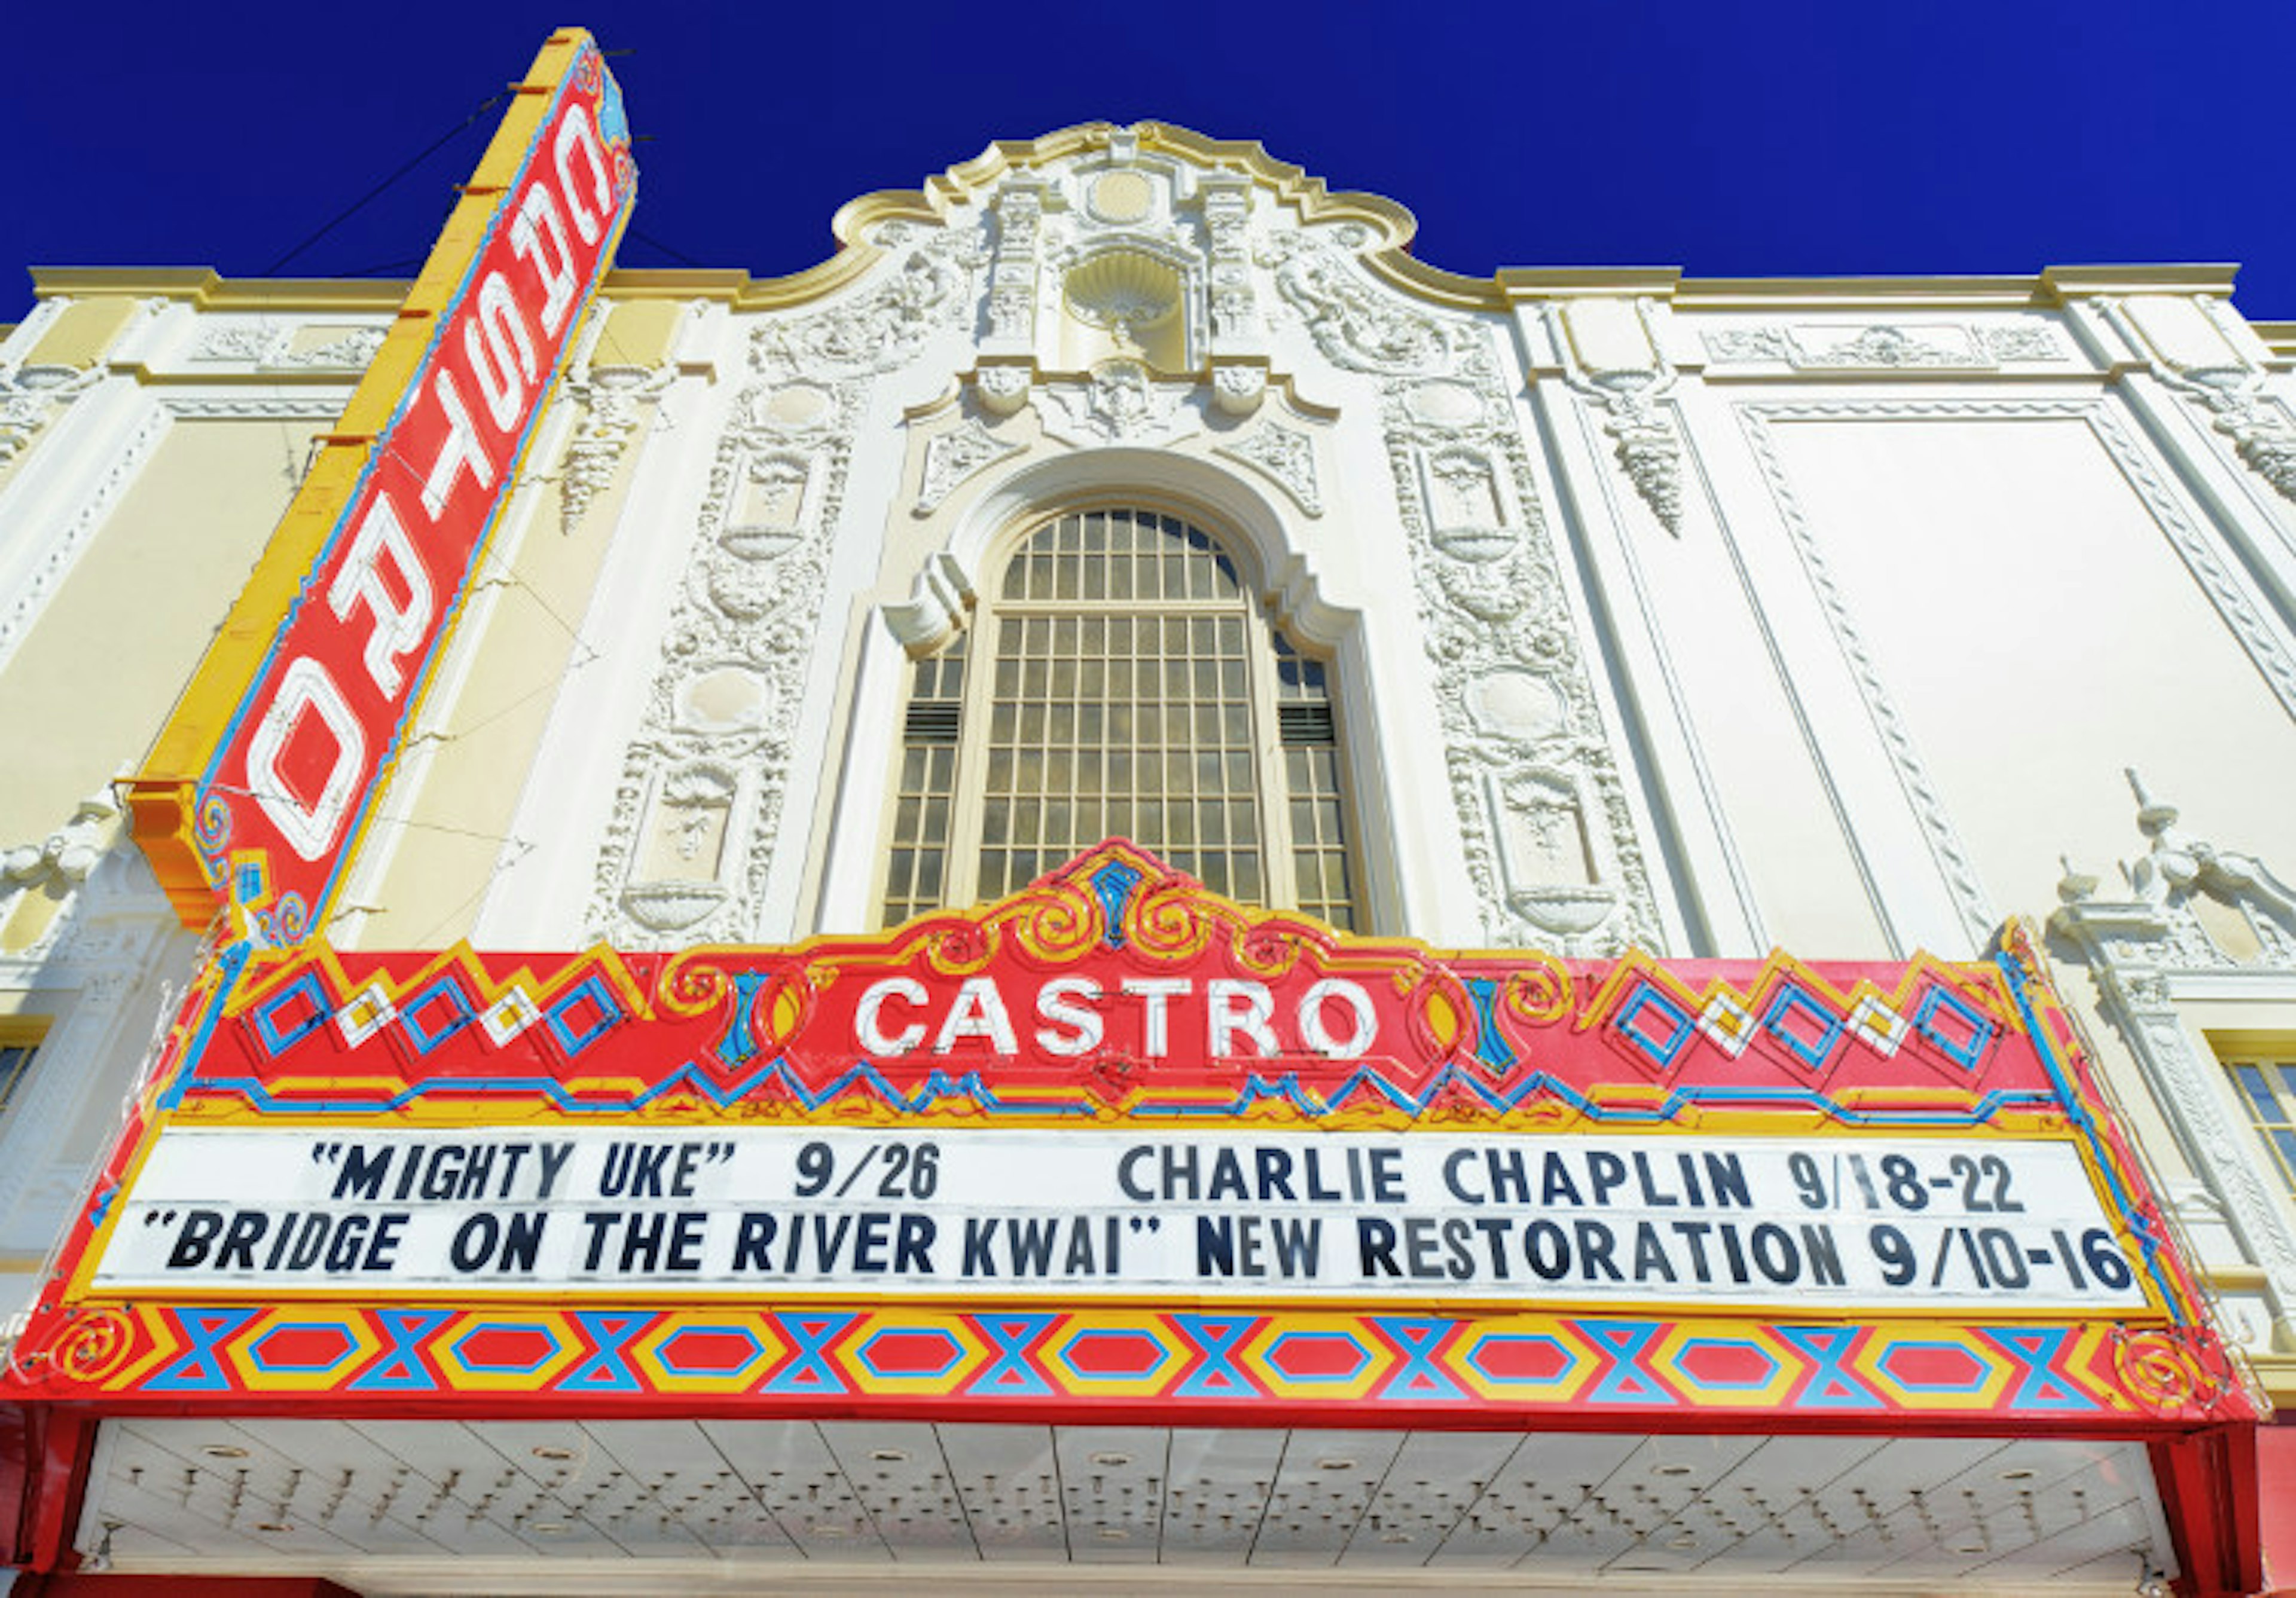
xmin=881 ymin=508 xmax=1360 ymax=928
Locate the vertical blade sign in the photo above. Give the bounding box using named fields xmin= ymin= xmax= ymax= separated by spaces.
xmin=129 ymin=30 xmax=635 ymax=940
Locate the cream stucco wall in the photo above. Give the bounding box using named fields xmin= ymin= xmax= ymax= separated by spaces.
xmin=0 ymin=417 xmax=310 ymax=844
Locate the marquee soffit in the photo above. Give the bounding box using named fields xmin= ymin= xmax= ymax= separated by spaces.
xmin=26 ymin=122 xmax=2245 ymax=320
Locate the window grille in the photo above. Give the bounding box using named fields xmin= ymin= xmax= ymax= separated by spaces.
xmin=881 ymin=508 xmax=1360 ymax=929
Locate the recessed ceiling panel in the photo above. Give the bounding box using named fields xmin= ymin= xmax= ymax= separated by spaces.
xmin=75 ymin=1419 xmax=2179 ymax=1589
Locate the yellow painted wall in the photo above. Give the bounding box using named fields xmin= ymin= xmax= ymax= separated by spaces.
xmin=26 ymin=298 xmax=139 ymax=368
xmin=0 ymin=420 xmax=313 ymax=844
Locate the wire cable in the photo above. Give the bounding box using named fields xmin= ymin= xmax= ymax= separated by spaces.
xmin=624 ymin=226 xmax=706 ymax=268
xmin=263 ymin=92 xmax=509 ymax=276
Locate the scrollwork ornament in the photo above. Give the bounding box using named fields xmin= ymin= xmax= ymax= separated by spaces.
xmin=1126 ymin=879 xmax=1222 ymax=964
xmin=1233 ymin=921 xmax=1314 ymax=982
xmin=2111 ymin=1326 xmax=2228 ymax=1417
xmin=44 ymin=1306 xmax=138 ymax=1387
xmin=1214 ymin=418 xmax=1320 ymax=512
xmin=1256 ymin=230 xmax=1454 ymax=376
xmin=920 ymin=918 xmax=995 ymax=977
xmin=1006 ymin=879 xmax=1101 ymax=966
xmin=657 ymin=949 xmax=737 ymax=1019
xmin=917 ymin=418 xmax=1022 ymax=512
xmin=1503 ymin=956 xmax=1576 ymax=1028
xmin=1039 ymin=359 xmax=1193 ymax=446
xmin=752 ymin=234 xmax=982 ymax=380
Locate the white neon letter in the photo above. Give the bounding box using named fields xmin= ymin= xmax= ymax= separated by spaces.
xmin=463 ymin=272 xmax=538 ymax=432
xmin=1035 ymin=977 xmax=1104 ymax=1056
xmin=554 ymin=106 xmax=610 ymax=245
xmin=511 ymin=184 xmax=578 ymax=337
xmin=246 ymin=657 xmax=367 ymax=861
xmin=1207 ymin=979 xmax=1278 ymax=1058
xmin=1120 ymin=978 xmax=1190 ymax=1059
xmin=855 ymin=977 xmax=928 ymax=1055
xmin=934 ymin=976 xmax=1018 ymax=1055
xmin=1297 ymin=979 xmax=1376 ymax=1059
xmin=326 ymin=494 xmax=433 ymax=698
xmin=420 ymin=369 xmax=496 ymax=520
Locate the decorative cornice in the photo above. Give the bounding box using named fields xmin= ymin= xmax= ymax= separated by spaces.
xmin=1674 ymin=276 xmax=2054 ymax=311
xmin=2040 ymin=264 xmax=2243 ymax=300
xmin=2254 ymin=321 xmax=2296 ymax=360
xmin=27 ymin=227 xmax=2259 ymax=338
xmin=1497 ymin=267 xmax=1682 ymax=301
xmin=27 ymin=268 xmax=410 ymax=313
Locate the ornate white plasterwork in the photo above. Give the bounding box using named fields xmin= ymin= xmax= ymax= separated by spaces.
xmin=1260 ymin=227 xmax=1660 ymax=954
xmin=1703 ymin=322 xmax=2072 ymax=370
xmin=1 ymin=792 xmax=120 ymax=930
xmin=1544 ymin=301 xmax=1685 ymax=534
xmin=2096 ymin=294 xmax=2296 ymax=506
xmin=587 ymin=235 xmax=980 ymax=946
xmin=1198 ymin=174 xmax=1258 ymax=347
xmin=1980 ymin=323 xmax=2071 ymax=363
xmin=1594 ymin=380 xmax=1684 ymax=534
xmin=559 ymin=364 xmax=673 ymax=535
xmin=1266 ymin=227 xmax=1449 ymax=376
xmin=0 ymin=365 xmax=99 ymax=466
xmin=1210 ymin=363 xmax=1266 ymax=416
xmin=916 ymin=417 xmax=1022 ymax=513
xmin=986 ymin=181 xmax=1047 ymax=346
xmin=975 ymin=363 xmax=1033 ymax=417
xmin=755 ymin=229 xmax=982 ymax=375
xmin=1214 ymin=420 xmax=1322 ymax=515
xmin=1037 ymin=358 xmax=1198 ymax=448
xmin=2051 ymin=777 xmax=2296 ymax=1333
xmin=1738 ymin=396 xmax=2296 ymax=951
xmin=190 ymin=322 xmax=386 ymax=371
xmin=2155 ymin=371 xmax=2296 ymax=505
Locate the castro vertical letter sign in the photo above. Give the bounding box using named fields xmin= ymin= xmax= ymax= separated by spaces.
xmin=127 ymin=30 xmax=635 ymax=939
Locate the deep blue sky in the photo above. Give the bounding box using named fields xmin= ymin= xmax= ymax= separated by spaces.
xmin=12 ymin=2 xmax=2295 ymax=326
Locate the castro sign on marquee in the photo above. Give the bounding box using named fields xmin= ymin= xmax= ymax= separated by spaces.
xmin=126 ymin=29 xmax=634 ymax=939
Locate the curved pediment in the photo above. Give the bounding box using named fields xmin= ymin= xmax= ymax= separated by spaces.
xmin=624 ymin=121 xmax=1515 ymax=314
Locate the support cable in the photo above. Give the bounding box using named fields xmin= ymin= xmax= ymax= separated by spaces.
xmin=262 ymin=92 xmax=510 ymax=276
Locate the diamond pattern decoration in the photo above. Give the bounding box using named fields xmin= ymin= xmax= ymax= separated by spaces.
xmin=478 ymin=983 xmax=542 ymax=1047
xmin=1695 ymin=990 xmax=1757 ymax=1057
xmin=1846 ymin=993 xmax=1909 ymax=1057
xmin=332 ymin=983 xmax=399 ymax=1049
xmin=81 ymin=1303 xmax=2144 ymax=1421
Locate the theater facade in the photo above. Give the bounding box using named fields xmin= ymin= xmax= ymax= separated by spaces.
xmin=3 ymin=28 xmax=2295 ymax=1594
